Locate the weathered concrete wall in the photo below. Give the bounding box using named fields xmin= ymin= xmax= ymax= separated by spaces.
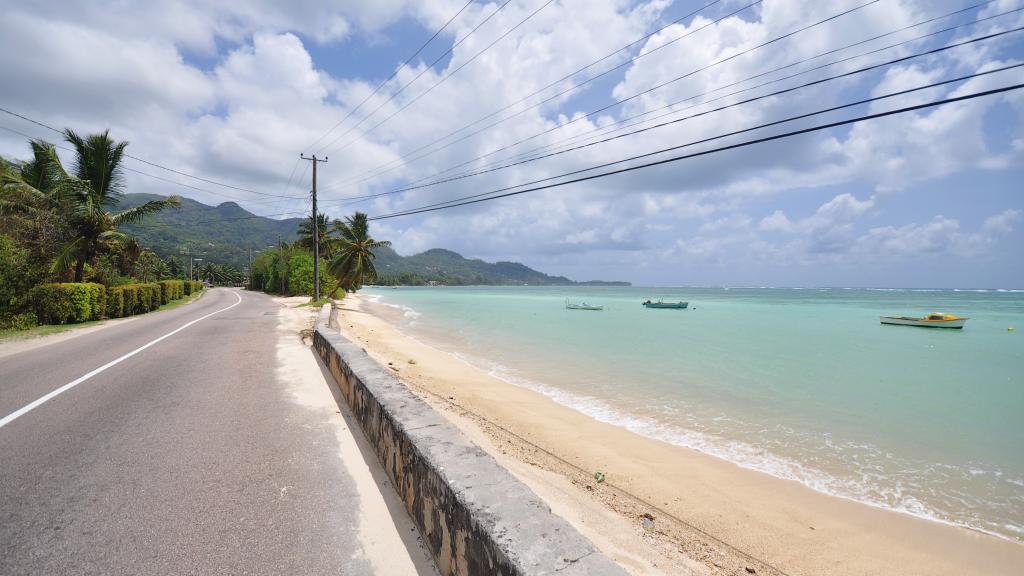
xmin=314 ymin=305 xmax=628 ymax=576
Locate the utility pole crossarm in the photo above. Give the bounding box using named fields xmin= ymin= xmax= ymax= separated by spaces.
xmin=300 ymin=153 xmax=328 ymax=301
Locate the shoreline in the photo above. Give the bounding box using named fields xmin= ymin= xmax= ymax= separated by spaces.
xmin=334 ymin=293 xmax=1024 ymax=576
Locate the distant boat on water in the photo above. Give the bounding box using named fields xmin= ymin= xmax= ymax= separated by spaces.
xmin=566 ymin=300 xmax=604 ymax=311
xmin=880 ymin=312 xmax=968 ymax=329
xmin=642 ymin=299 xmax=688 ymax=309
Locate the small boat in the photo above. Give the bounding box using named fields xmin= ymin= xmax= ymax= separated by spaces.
xmin=880 ymin=312 xmax=968 ymax=329
xmin=566 ymin=300 xmax=604 ymax=311
xmin=642 ymin=299 xmax=688 ymax=309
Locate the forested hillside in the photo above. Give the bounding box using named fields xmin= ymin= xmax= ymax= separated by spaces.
xmin=119 ymin=194 xmax=628 ymax=285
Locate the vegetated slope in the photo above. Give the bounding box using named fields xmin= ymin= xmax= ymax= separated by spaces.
xmin=117 ymin=194 xmax=629 ymax=285
xmin=373 ymin=247 xmax=630 ymax=286
xmin=118 ymin=193 xmax=301 ymax=268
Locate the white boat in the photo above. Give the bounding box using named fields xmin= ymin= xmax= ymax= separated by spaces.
xmin=880 ymin=312 xmax=968 ymax=329
xmin=566 ymin=300 xmax=604 ymax=311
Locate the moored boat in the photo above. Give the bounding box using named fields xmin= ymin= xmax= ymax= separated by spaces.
xmin=566 ymin=300 xmax=604 ymax=311
xmin=642 ymin=300 xmax=688 ymax=309
xmin=880 ymin=312 xmax=968 ymax=329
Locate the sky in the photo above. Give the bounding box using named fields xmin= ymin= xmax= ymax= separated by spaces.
xmin=0 ymin=0 xmax=1021 ymax=287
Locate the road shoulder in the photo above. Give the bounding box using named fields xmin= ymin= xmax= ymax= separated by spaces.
xmin=274 ymin=296 xmax=439 ymax=575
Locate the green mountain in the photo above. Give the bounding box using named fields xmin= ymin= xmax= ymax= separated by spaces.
xmin=117 ymin=194 xmax=629 ymax=286
xmin=118 ymin=193 xmax=302 ymax=269
xmin=372 ymin=247 xmax=628 ymax=286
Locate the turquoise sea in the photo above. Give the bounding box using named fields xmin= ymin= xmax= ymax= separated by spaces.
xmin=362 ymin=286 xmax=1024 ymax=541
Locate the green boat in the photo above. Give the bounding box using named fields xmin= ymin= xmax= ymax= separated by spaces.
xmin=642 ymin=300 xmax=688 ymax=309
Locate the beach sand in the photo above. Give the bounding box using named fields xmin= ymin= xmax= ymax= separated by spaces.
xmin=331 ymin=294 xmax=1024 ymax=576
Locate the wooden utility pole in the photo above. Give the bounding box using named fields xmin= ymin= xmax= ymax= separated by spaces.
xmin=278 ymin=235 xmax=284 ymax=294
xmin=300 ymin=153 xmax=328 ymax=301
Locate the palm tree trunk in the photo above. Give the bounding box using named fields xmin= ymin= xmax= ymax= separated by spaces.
xmin=74 ymin=245 xmax=96 ymax=282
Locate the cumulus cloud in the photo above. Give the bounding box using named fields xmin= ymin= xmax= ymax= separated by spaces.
xmin=0 ymin=0 xmax=1020 ymax=285
xmin=982 ymin=208 xmax=1022 ymax=234
xmin=759 ymin=209 xmax=793 ymax=232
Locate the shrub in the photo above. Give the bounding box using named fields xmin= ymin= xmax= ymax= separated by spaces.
xmin=0 ymin=312 xmax=37 ymax=331
xmin=147 ymin=284 xmax=162 ymax=310
xmin=133 ymin=284 xmax=161 ymax=312
xmin=286 ymin=254 xmax=331 ymax=297
xmin=133 ymin=284 xmax=151 ymax=314
xmin=29 ymin=283 xmax=106 ymax=324
xmin=121 ymin=285 xmax=139 ymax=316
xmin=184 ymin=280 xmax=204 ymax=295
xmin=0 ymin=235 xmax=35 ymax=319
xmin=106 ymin=287 xmax=125 ymax=318
xmin=116 ymin=284 xmax=159 ymax=315
xmin=158 ymin=280 xmax=184 ymax=304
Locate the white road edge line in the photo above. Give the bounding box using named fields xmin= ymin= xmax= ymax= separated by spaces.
xmin=0 ymin=290 xmax=244 ymax=430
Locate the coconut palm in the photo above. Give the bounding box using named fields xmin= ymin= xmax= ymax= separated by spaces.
xmin=296 ymin=212 xmax=334 ymax=258
xmin=327 ymin=212 xmax=390 ymax=293
xmin=53 ymin=129 xmax=180 ymax=281
xmin=0 ymin=142 xmax=76 ymax=268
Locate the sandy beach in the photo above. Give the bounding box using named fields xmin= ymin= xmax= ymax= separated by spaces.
xmin=330 ymin=293 xmax=1024 ymax=576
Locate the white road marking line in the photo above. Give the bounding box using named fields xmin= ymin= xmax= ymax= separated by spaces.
xmin=0 ymin=290 xmax=244 ymax=430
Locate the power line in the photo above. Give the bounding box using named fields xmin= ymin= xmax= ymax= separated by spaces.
xmin=304 ymin=0 xmax=476 ymax=153
xmin=400 ymin=0 xmax=1011 ymax=194
xmin=0 ymin=106 xmax=303 ymax=199
xmin=322 ymin=0 xmax=881 ymax=194
xmin=325 ymin=0 xmax=747 ymax=189
xmin=324 ymin=23 xmax=1024 ymax=206
xmin=313 ymin=0 xmax=515 ymax=156
xmin=322 ymin=0 xmax=557 ymax=158
xmin=368 ymin=79 xmax=1024 ymax=220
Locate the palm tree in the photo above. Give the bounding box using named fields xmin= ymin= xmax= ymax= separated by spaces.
xmin=0 ymin=142 xmax=73 ymax=268
xmin=54 ymin=129 xmax=180 ymax=281
xmin=327 ymin=212 xmax=390 ymax=293
xmin=296 ymin=212 xmax=334 ymax=258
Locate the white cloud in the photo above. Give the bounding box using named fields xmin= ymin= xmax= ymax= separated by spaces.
xmin=759 ymin=209 xmax=793 ymax=232
xmin=0 ymin=0 xmax=1021 ymax=285
xmin=982 ymin=208 xmax=1022 ymax=234
xmin=812 ymin=193 xmax=875 ymax=221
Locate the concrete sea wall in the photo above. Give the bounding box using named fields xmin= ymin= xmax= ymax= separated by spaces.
xmin=313 ymin=305 xmax=627 ymax=576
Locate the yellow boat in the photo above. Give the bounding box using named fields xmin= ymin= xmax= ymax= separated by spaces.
xmin=880 ymin=312 xmax=968 ymax=329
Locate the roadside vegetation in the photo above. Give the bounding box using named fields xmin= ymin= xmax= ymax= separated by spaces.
xmin=249 ymin=211 xmax=390 ymax=298
xmin=0 ymin=130 xmax=224 ymax=333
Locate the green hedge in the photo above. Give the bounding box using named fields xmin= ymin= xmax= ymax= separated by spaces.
xmin=121 ymin=285 xmax=138 ymax=317
xmin=0 ymin=311 xmax=37 ymax=331
xmin=135 ymin=284 xmax=161 ymax=314
xmin=112 ymin=284 xmax=158 ymax=315
xmin=29 ymin=280 xmax=203 ymax=326
xmin=29 ymin=283 xmax=106 ymax=324
xmin=106 ymin=286 xmax=126 ymax=318
xmin=158 ymin=280 xmax=184 ymax=304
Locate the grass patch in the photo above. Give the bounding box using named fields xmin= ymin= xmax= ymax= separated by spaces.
xmin=0 ymin=289 xmax=206 ymax=343
xmin=156 ymin=289 xmax=205 ymax=313
xmin=0 ymin=320 xmax=107 ymax=342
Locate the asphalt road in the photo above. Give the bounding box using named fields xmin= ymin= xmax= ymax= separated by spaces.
xmin=0 ymin=288 xmax=431 ymax=575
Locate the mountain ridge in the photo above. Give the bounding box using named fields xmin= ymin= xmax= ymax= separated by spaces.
xmin=117 ymin=193 xmax=629 ymax=286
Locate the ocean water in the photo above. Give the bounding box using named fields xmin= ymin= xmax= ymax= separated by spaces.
xmin=361 ymin=286 xmax=1024 ymax=541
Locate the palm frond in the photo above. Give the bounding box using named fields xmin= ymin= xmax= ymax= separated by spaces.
xmin=111 ymin=196 xmax=180 ymax=226
xmin=64 ymin=128 xmax=129 ymax=203
xmin=50 ymin=237 xmax=85 ymax=275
